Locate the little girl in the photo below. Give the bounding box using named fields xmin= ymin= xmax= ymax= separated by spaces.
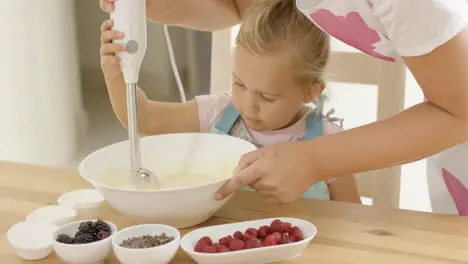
xmin=99 ymin=0 xmax=361 ymax=203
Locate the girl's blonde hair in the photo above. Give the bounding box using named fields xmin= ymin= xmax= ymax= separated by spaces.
xmin=235 ymin=0 xmax=330 ymax=87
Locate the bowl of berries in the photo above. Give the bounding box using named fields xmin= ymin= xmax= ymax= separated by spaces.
xmin=53 ymin=219 xmax=117 ymax=264
xmin=180 ymin=218 xmax=317 ymax=264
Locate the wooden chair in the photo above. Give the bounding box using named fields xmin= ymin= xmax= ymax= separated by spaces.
xmin=326 ymin=51 xmax=406 ymax=208
xmin=210 ymin=28 xmax=235 ymax=96
xmin=210 ymin=29 xmax=406 ymax=208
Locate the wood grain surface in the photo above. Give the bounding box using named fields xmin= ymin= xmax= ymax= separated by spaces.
xmin=0 ymin=161 xmax=467 ymax=263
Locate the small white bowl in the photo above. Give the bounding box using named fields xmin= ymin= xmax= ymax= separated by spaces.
xmin=57 ymin=189 xmax=105 ymax=220
xmin=27 ymin=205 xmax=77 ymax=226
xmin=112 ymin=224 xmax=180 ymax=264
xmin=53 ymin=219 xmax=117 ymax=264
xmin=7 ymin=221 xmax=57 ymax=260
xmin=180 ymin=217 xmax=317 ymax=264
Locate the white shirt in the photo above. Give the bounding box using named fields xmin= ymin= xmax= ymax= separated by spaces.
xmin=296 ymin=0 xmax=468 ymax=215
xmin=296 ymin=0 xmax=468 ymax=58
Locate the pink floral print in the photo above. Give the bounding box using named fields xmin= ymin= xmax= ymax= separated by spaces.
xmin=310 ymin=9 xmax=395 ymax=62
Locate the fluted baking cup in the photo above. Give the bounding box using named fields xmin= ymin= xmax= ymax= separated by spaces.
xmin=27 ymin=205 xmax=77 ymax=226
xmin=6 ymin=221 xmax=56 ymax=260
xmin=57 ymin=189 xmax=105 ymax=220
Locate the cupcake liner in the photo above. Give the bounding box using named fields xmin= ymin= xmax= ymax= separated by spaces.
xmin=7 ymin=221 xmax=56 ymax=261
xmin=27 ymin=205 xmax=77 ymax=226
xmin=57 ymin=189 xmax=105 ymax=220
xmin=74 ymin=205 xmax=102 ymax=220
xmin=13 ymin=246 xmax=54 ymax=261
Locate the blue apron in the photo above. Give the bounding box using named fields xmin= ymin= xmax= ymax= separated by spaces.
xmin=211 ymin=104 xmax=326 ymax=200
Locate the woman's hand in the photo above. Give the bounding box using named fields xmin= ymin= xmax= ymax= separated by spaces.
xmin=215 ymin=141 xmax=320 ymax=203
xmin=100 ymin=0 xmax=114 ymax=12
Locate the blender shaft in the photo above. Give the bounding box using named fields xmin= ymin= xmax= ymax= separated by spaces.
xmin=126 ymin=83 xmax=141 ymax=171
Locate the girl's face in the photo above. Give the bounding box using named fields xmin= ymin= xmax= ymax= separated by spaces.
xmin=232 ymin=47 xmax=321 ymax=131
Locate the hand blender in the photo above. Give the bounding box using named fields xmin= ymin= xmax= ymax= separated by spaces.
xmin=111 ymin=0 xmax=158 ymax=187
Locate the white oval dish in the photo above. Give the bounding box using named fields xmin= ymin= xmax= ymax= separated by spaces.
xmin=112 ymin=224 xmax=180 ymax=264
xmin=27 ymin=205 xmax=77 ymax=226
xmin=6 ymin=221 xmax=57 ymax=260
xmin=52 ymin=219 xmax=117 ymax=264
xmin=180 ymin=217 xmax=317 ymax=264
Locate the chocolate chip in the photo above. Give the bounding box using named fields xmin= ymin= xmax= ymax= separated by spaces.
xmin=119 ymin=233 xmax=175 ymax=249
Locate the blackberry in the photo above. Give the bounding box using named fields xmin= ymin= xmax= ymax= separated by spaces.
xmin=56 ymin=234 xmax=75 ymax=244
xmin=75 ymin=233 xmax=97 ymax=244
xmin=74 ymin=230 xmax=93 ymax=239
xmin=93 ymin=220 xmax=111 ymax=234
xmin=97 ymin=231 xmax=110 ymax=240
xmin=78 ymin=221 xmax=95 ymax=233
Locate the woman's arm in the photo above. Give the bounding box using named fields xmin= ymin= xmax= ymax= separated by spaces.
xmin=306 ymin=25 xmax=468 ymax=180
xmin=328 ymin=176 xmax=362 ymax=204
xmin=146 ymin=0 xmax=259 ymax=31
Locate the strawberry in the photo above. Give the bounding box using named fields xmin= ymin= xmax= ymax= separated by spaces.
xmin=292 ymin=233 xmax=304 ymax=242
xmin=271 ymin=232 xmax=282 ymax=243
xmin=245 ymin=238 xmax=262 ymax=249
xmin=270 ymin=219 xmax=287 ymax=233
xmin=244 ymin=228 xmax=258 ymax=240
xmin=258 ymin=226 xmax=270 ymax=239
xmin=280 ymin=232 xmax=291 ymax=244
xmin=219 ymin=235 xmax=233 ymax=247
xmin=194 ymin=236 xmax=213 ymax=252
xmin=233 ymin=231 xmax=244 ymax=241
xmin=269 ymin=219 xmax=282 ymax=232
xmin=289 ymin=226 xmax=302 ymax=236
xmin=194 ymin=243 xmax=204 ymax=252
xmin=198 ymin=236 xmax=213 ymax=246
xmin=262 ymin=234 xmax=277 ymax=247
xmin=201 ymin=245 xmax=216 ymax=253
xmin=229 ymin=239 xmax=246 ymax=251
xmin=213 ymin=243 xmax=231 ymax=253
xmin=195 ymin=242 xmax=206 ymax=252
xmin=284 ymin=222 xmax=292 ymax=232
xmin=218 ymin=245 xmax=231 ymax=253
xmin=212 ymin=243 xmax=221 ymax=249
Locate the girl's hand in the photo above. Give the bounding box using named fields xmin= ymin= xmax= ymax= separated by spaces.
xmin=100 ymin=0 xmax=114 ymax=12
xmin=100 ymin=19 xmax=127 ymax=81
xmin=215 ymin=141 xmax=319 ymax=203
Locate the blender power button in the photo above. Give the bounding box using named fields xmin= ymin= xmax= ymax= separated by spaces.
xmin=127 ymin=40 xmax=139 ymax=54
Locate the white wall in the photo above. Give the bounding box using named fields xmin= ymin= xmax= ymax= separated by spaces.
xmin=0 ymin=0 xmax=83 ymax=166
xmin=0 ymin=0 xmax=204 ymax=167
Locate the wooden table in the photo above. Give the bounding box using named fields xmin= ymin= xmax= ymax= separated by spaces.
xmin=1 ymin=161 xmax=467 ymax=263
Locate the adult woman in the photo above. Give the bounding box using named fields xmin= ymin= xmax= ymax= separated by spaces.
xmin=100 ymin=0 xmax=468 ymax=215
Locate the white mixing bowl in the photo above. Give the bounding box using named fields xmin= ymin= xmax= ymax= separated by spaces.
xmin=78 ymin=133 xmax=257 ymax=228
